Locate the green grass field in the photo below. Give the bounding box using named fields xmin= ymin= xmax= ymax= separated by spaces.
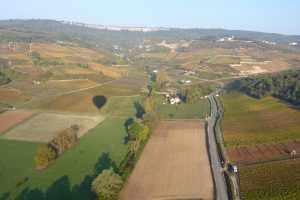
xmin=24 ymin=92 xmax=144 ymax=117
xmin=156 ymin=97 xmax=210 ymax=119
xmin=99 ymin=96 xmax=143 ymax=117
xmin=221 ymin=91 xmax=300 ymax=147
xmin=240 ymin=159 xmax=300 ymax=200
xmin=0 ymin=118 xmax=129 ymax=200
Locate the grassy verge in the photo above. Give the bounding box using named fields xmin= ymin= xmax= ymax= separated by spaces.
xmin=156 ymin=97 xmax=210 ymax=120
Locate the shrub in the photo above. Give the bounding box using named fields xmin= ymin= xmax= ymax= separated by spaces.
xmin=35 ymin=147 xmax=56 ymax=169
xmin=91 ymin=168 xmax=123 ymax=200
xmin=48 ymin=128 xmax=77 ymax=157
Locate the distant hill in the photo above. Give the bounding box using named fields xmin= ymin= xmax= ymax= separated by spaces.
xmin=0 ymin=19 xmax=300 ymax=48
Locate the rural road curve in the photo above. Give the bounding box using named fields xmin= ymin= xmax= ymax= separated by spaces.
xmin=207 ymin=92 xmax=229 ymax=200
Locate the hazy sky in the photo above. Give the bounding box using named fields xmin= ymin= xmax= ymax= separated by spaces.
xmin=1 ymin=0 xmax=300 ymax=35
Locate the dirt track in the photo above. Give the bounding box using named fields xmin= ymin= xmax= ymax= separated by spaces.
xmin=119 ymin=121 xmax=213 ymax=200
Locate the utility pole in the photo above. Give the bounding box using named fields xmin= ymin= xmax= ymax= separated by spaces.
xmin=29 ymin=43 xmax=32 ymax=52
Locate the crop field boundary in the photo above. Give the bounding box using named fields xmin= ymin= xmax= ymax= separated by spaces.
xmin=0 ymin=111 xmax=38 ymax=135
xmin=237 ymin=154 xmax=300 ymax=167
xmin=163 ymin=118 xmax=206 ymax=121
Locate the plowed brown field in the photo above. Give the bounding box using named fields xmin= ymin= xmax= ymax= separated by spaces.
xmin=119 ymin=121 xmax=213 ymax=200
xmin=0 ymin=110 xmax=32 ymax=133
xmin=228 ymin=140 xmax=300 ymax=163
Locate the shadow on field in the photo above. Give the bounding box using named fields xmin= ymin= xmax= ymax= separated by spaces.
xmin=123 ymin=118 xmax=134 ymax=144
xmin=0 ymin=192 xmax=10 ymax=200
xmin=134 ymin=101 xmax=144 ymax=118
xmin=93 ymin=95 xmax=107 ymax=109
xmin=10 ymin=153 xmax=117 ymax=200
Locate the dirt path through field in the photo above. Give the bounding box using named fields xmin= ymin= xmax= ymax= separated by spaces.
xmin=21 ymin=79 xmax=119 ymax=107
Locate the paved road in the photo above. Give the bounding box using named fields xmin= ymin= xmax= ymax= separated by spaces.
xmin=207 ymin=93 xmax=229 ymax=200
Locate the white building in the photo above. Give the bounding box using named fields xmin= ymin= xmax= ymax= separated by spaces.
xmin=181 ymin=79 xmax=191 ymax=84
xmin=170 ymin=97 xmax=181 ymax=105
xmin=289 ymin=42 xmax=298 ymax=46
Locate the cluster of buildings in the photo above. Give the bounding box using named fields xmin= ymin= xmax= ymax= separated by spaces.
xmin=218 ymin=36 xmax=235 ymax=42
xmin=262 ymin=40 xmax=277 ymax=45
xmin=288 ymin=42 xmax=298 ymax=46
xmin=165 ymin=93 xmax=181 ymax=105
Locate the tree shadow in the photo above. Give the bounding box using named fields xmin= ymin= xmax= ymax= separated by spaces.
xmin=45 ymin=176 xmax=71 ymax=200
xmin=134 ymin=101 xmax=144 ymax=118
xmin=15 ymin=188 xmax=44 ymax=200
xmin=225 ymin=80 xmax=241 ymax=92
xmin=94 ymin=152 xmax=117 ymax=175
xmin=0 ymin=193 xmax=10 ymax=200
xmin=13 ymin=152 xmax=118 ymax=200
xmin=92 ymin=95 xmax=107 ymax=109
xmin=123 ymin=117 xmax=133 ymax=144
xmin=71 ymin=175 xmax=95 ymax=200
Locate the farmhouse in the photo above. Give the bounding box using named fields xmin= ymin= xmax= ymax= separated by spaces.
xmin=181 ymin=79 xmax=191 ymax=84
xmin=170 ymin=97 xmax=181 ymax=105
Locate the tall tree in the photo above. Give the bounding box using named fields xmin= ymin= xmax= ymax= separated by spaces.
xmin=155 ymin=70 xmax=168 ymax=90
xmin=185 ymin=86 xmax=201 ymax=104
xmin=91 ymin=168 xmax=123 ymax=200
xmin=144 ymin=95 xmax=154 ymax=113
xmin=35 ymin=147 xmax=56 ymax=169
xmin=128 ymin=121 xmax=143 ymax=140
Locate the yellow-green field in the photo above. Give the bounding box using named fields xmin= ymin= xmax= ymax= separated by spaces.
xmin=36 ymin=92 xmax=105 ymax=113
xmin=221 ymin=92 xmax=300 ymax=146
xmin=240 ymin=159 xmax=300 ymax=200
xmin=0 ymin=42 xmax=124 ymax=78
xmin=0 ymin=87 xmax=31 ymax=103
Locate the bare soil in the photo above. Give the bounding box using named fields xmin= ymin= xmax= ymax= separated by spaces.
xmin=228 ymin=140 xmax=300 ymax=163
xmin=119 ymin=121 xmax=213 ymax=200
xmin=0 ymin=110 xmax=32 ymax=134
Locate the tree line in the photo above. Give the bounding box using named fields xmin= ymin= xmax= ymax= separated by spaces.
xmin=240 ymin=70 xmax=300 ymax=106
xmin=0 ymin=72 xmax=10 ymax=85
xmin=35 ymin=125 xmax=79 ymax=169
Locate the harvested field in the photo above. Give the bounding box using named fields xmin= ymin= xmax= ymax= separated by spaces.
xmin=1 ymin=112 xmax=104 ymax=142
xmin=120 ymin=121 xmax=213 ymax=200
xmin=62 ymin=65 xmax=94 ymax=74
xmin=12 ymin=66 xmax=45 ymax=75
xmin=258 ymin=60 xmax=290 ymax=72
xmin=88 ymin=62 xmax=123 ymax=78
xmin=37 ymin=92 xmax=107 ymax=113
xmin=87 ymin=77 xmax=147 ymax=96
xmin=32 ymin=43 xmax=101 ymax=62
xmin=44 ymin=79 xmax=99 ymax=89
xmin=0 ymin=110 xmax=32 ymax=134
xmin=228 ymin=140 xmax=300 ymax=163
